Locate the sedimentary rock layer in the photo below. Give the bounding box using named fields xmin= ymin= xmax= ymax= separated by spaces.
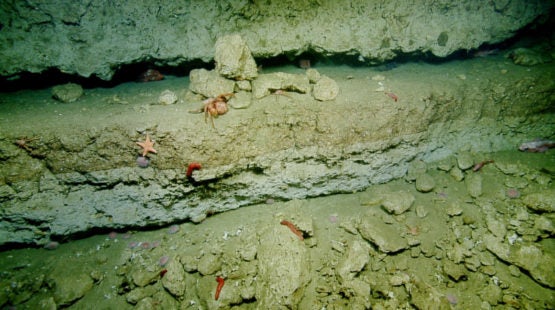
xmin=0 ymin=0 xmax=551 ymax=80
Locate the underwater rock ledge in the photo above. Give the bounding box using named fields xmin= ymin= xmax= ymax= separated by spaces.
xmin=0 ymin=0 xmax=551 ymax=80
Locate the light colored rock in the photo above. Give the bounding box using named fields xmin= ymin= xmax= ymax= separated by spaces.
xmin=484 ymin=235 xmax=555 ymax=288
xmin=357 ymin=215 xmax=408 ymax=253
xmin=189 ymin=68 xmax=235 ymax=98
xmin=336 ymin=240 xmax=370 ymax=283
xmin=381 ymin=190 xmax=415 ymax=215
xmin=158 ymin=89 xmax=178 ymax=105
xmin=256 ymin=221 xmax=309 ymax=308
xmin=450 ymin=167 xmax=464 ymax=181
xmin=415 ymin=173 xmax=435 ymax=193
xmin=51 ymin=272 xmax=93 ymax=306
xmin=305 ymin=68 xmax=321 ymax=83
xmin=446 ymin=203 xmax=463 ymax=217
xmin=51 ymin=83 xmax=83 ymax=103
xmin=0 ymin=2 xmax=549 ymax=80
xmin=406 ymin=160 xmax=427 ymax=182
xmin=479 ymin=283 xmax=502 ymax=305
xmin=252 ymin=72 xmax=310 ymax=99
xmin=161 ymin=258 xmax=187 ymax=297
xmin=486 ymin=216 xmax=507 ymax=238
xmin=197 ymin=253 xmax=221 ymax=276
xmin=312 ymin=75 xmax=339 ymax=101
xmin=523 ymin=191 xmax=555 ymax=213
xmin=228 ymin=91 xmax=252 ymax=109
xmin=465 ymin=174 xmax=482 ymax=198
xmin=215 ymin=34 xmax=258 ymax=80
xmin=443 ymin=261 xmax=467 ymax=282
xmin=456 ymin=153 xmax=474 ymax=170
xmin=126 ymin=286 xmax=157 ymax=305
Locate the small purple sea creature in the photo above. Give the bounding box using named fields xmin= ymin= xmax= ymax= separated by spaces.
xmin=168 ymin=224 xmax=180 ymax=234
xmin=159 ymin=255 xmax=170 ymax=267
xmin=136 ymin=156 xmax=150 ymax=168
xmin=329 ymin=214 xmax=338 ymax=224
xmin=44 ymin=241 xmax=60 ymax=250
xmin=445 ymin=293 xmax=458 ymax=305
xmin=506 ymin=188 xmax=520 ymax=199
xmin=437 ymin=192 xmax=448 ymax=199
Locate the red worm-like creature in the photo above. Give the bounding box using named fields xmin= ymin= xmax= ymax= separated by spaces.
xmin=215 ymin=276 xmax=225 ymax=300
xmin=472 ymin=160 xmax=494 ymax=172
xmin=280 ymin=220 xmax=304 ymax=241
xmin=186 ymin=162 xmax=202 ymax=178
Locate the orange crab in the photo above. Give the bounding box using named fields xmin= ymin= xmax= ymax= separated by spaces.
xmin=190 ymin=93 xmax=234 ymax=128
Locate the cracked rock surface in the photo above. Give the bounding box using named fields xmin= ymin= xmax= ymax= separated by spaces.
xmin=0 ymin=1 xmax=551 ymax=79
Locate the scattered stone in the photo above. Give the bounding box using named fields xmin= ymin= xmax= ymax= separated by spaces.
xmin=443 ymin=261 xmax=467 ymax=282
xmin=214 ymin=34 xmax=258 ymax=81
xmin=131 ymin=269 xmax=160 ymax=287
xmin=381 ymin=190 xmax=415 ymax=215
xmin=180 ymin=254 xmax=198 ymax=273
xmin=446 ymin=203 xmax=463 ymax=216
xmin=52 ymin=83 xmax=83 ymax=103
xmin=256 ymin=221 xmax=309 ymax=308
xmin=158 ymin=89 xmax=178 ymax=105
xmin=406 ymin=160 xmax=427 ymax=182
xmin=479 ymin=283 xmax=502 ymax=305
xmin=534 ymin=216 xmax=554 ymax=234
xmin=436 ymin=157 xmax=454 ymax=171
xmin=228 ymin=91 xmax=252 ymax=109
xmin=456 ymin=153 xmax=474 ymax=171
xmin=197 ymin=253 xmax=221 ymax=275
xmin=189 ymin=68 xmax=235 ymax=97
xmin=415 ymin=205 xmax=428 ymax=218
xmin=312 ymin=75 xmax=339 ymax=101
xmin=305 ymin=68 xmax=321 ymax=83
xmin=509 ymin=47 xmax=552 ymax=66
xmin=522 ymin=191 xmax=555 ymax=213
xmin=449 ymin=167 xmax=464 ymax=181
xmin=486 ymin=216 xmax=506 ymax=238
xmin=415 ymin=173 xmax=435 ymax=193
xmin=235 ymin=80 xmax=252 ymax=91
xmin=252 ymin=72 xmax=310 ymax=99
xmin=389 ymin=273 xmax=410 ymax=286
xmin=51 ymin=271 xmax=94 ymax=306
xmin=484 ymin=235 xmax=555 ymax=288
xmin=358 ymin=215 xmax=408 ymax=253
xmin=0 ymin=184 xmax=16 ymax=202
xmin=126 ymin=285 xmax=157 ymax=304
xmin=336 ymin=240 xmax=370 ymax=283
xmin=162 ymin=258 xmax=187 ymax=297
xmin=465 ymin=174 xmax=482 ymax=198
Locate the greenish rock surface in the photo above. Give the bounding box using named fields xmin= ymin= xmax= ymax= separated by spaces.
xmin=0 ymin=1 xmax=550 ymax=79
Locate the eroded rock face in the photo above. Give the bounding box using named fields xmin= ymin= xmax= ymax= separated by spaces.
xmin=0 ymin=1 xmax=550 ymax=79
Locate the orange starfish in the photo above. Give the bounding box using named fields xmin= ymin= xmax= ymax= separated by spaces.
xmin=136 ymin=134 xmax=157 ymax=156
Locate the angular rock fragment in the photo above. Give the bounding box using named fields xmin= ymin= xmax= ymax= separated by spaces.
xmin=381 ymin=191 xmax=415 ymax=215
xmin=357 ymin=215 xmax=408 ymax=253
xmin=523 ymin=191 xmax=555 ymax=213
xmin=312 ymin=75 xmax=339 ymax=101
xmin=215 ymin=34 xmax=258 ymax=81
